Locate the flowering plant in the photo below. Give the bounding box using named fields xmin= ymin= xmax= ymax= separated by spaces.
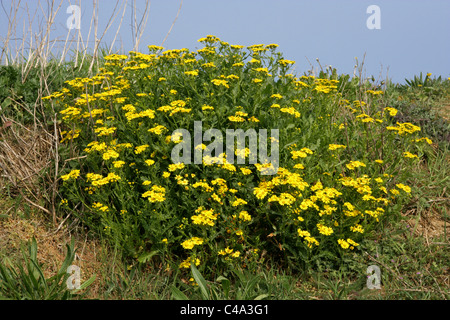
xmin=47 ymin=35 xmax=431 ymax=274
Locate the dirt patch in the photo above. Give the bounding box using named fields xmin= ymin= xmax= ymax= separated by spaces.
xmin=0 ymin=211 xmax=105 ymax=298
xmin=406 ymin=209 xmax=449 ymax=242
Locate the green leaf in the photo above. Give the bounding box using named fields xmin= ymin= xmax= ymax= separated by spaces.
xmin=1 ymin=97 xmax=11 ymax=109
xmin=254 ymin=294 xmax=270 ymax=300
xmin=171 ymin=285 xmax=189 ymax=300
xmin=216 ymin=276 xmax=230 ymax=300
xmin=137 ymin=250 xmax=158 ymax=263
xmin=190 ymin=263 xmax=209 ymax=300
xmin=71 ymin=274 xmax=97 ymax=295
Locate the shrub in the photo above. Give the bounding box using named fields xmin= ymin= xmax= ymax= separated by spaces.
xmin=47 ymin=35 xmax=433 ymax=276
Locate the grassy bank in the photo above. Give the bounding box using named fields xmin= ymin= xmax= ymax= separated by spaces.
xmin=0 ymin=46 xmax=449 ymax=300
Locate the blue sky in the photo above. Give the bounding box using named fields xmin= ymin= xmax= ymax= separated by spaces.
xmin=2 ymin=0 xmax=449 ymax=83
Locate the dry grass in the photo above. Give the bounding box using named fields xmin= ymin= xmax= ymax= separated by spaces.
xmin=0 ymin=120 xmax=58 ymax=222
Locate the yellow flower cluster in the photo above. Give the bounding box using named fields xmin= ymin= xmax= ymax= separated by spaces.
xmin=218 ymin=246 xmax=241 ymax=258
xmin=291 ymin=147 xmax=313 ymax=159
xmin=279 ymin=107 xmax=301 ymax=118
xmin=61 ymin=170 xmax=80 ymax=181
xmin=135 ymin=144 xmax=150 ymax=154
xmin=181 ymin=237 xmax=204 ymax=250
xmin=92 ymin=202 xmax=109 ymax=212
xmin=179 ymin=256 xmax=201 ymax=269
xmin=346 ymin=161 xmax=366 ymax=170
xmin=60 ymin=129 xmax=81 ymax=143
xmin=238 ymin=211 xmax=252 ymax=221
xmin=211 ymin=78 xmax=229 ymax=88
xmin=94 ymin=126 xmax=116 ymax=137
xmin=313 ymin=78 xmax=338 ymax=93
xmin=328 ymin=144 xmax=346 ymax=151
xmin=386 ymin=122 xmax=421 ymax=135
xmin=338 ymin=238 xmax=359 ymax=250
xmin=148 ymin=125 xmax=167 ymax=135
xmin=384 ymin=107 xmax=398 ymax=117
xmin=317 ymin=223 xmax=334 ymax=236
xmin=168 ymin=163 xmax=185 ymax=172
xmin=191 ymin=207 xmax=218 ymax=226
xmin=403 ymin=151 xmax=418 ymax=159
xmin=142 ymin=185 xmax=166 ymax=203
xmin=87 ymin=172 xmax=121 ymax=187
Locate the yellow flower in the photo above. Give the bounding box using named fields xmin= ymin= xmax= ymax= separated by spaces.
xmin=181 ymin=237 xmax=204 ymax=250
xmin=202 ymin=62 xmax=216 ymax=68
xmin=291 ymin=150 xmax=307 ymax=159
xmin=135 ymin=144 xmax=150 ymax=154
xmin=168 ymin=162 xmax=185 ymax=172
xmin=185 ymin=70 xmax=199 ymax=76
xmin=211 ymin=78 xmax=229 ymax=88
xmin=317 ymin=223 xmax=334 ymax=236
xmin=239 ymin=211 xmax=252 ymax=221
xmin=191 ymin=207 xmax=217 ymax=227
xmin=142 ymin=185 xmax=166 ymax=203
xmin=280 ymin=107 xmax=301 ymax=118
xmin=293 ymin=163 xmax=305 ymax=170
xmin=347 ymin=238 xmax=359 ymax=249
xmin=102 ymin=149 xmax=120 ymax=161
xmin=232 ymin=198 xmax=247 ymax=207
xmin=386 ymin=122 xmax=421 ymax=135
xmin=304 ymin=236 xmax=319 ymax=248
xmin=396 ymin=183 xmax=411 ymax=193
xmin=228 ymin=115 xmax=245 ymax=122
xmin=328 ymin=144 xmax=346 ymax=151
xmin=113 ymin=161 xmax=126 ymax=168
xmin=202 ymin=105 xmax=214 ymax=111
xmin=346 ymin=161 xmax=366 ymax=170
xmin=338 ymin=239 xmax=350 ymax=249
xmin=350 ymin=224 xmax=365 ymax=234
xmin=61 ymin=170 xmax=80 ymax=181
xmin=240 ymin=167 xmax=252 ymax=175
xmin=297 ymin=229 xmax=311 ymax=238
xmin=148 ymin=125 xmax=167 ymax=135
xmin=104 ymin=54 xmax=128 ymax=61
xmin=384 ymin=107 xmax=398 ymax=117
xmin=179 ymin=257 xmax=200 ymax=269
xmin=279 ymin=59 xmax=295 ymax=66
xmin=231 ymin=251 xmax=241 ymax=258
xmin=403 ymin=151 xmax=418 ymax=159
xmin=414 ymin=137 xmax=433 ymax=145
xmin=253 ymin=187 xmax=269 ymax=200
